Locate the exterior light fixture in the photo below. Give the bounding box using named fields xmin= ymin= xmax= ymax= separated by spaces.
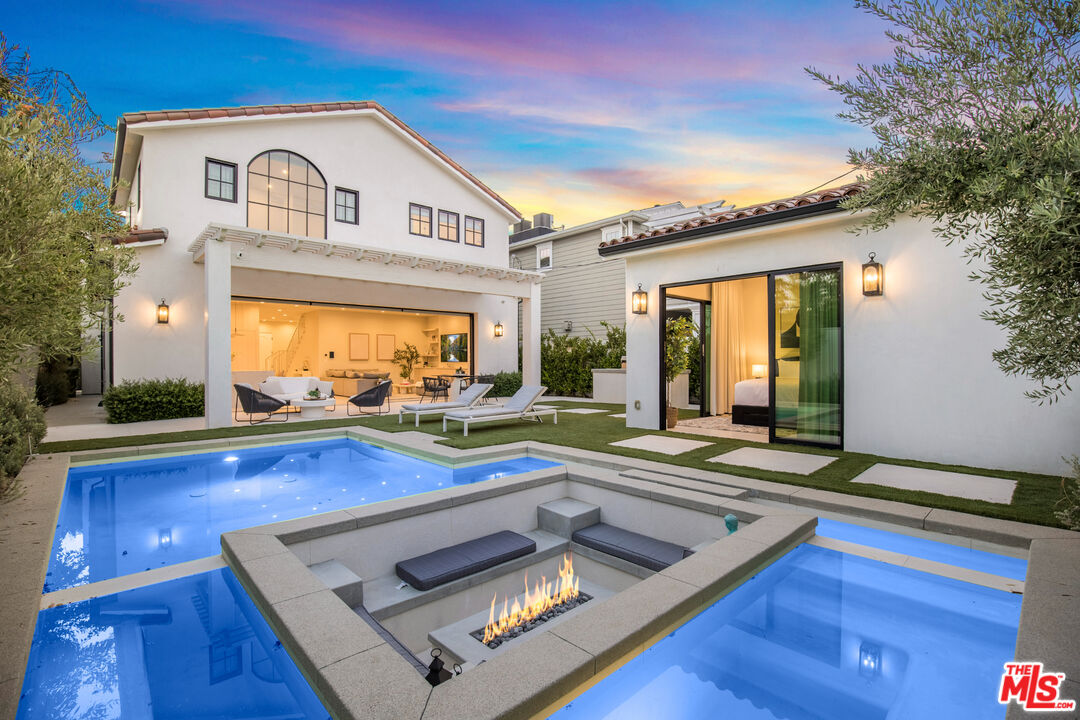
xmin=859 ymin=642 xmax=881 ymax=678
xmin=156 ymin=299 xmax=170 ymax=324
xmin=751 ymin=364 xmax=767 ymax=378
xmin=493 ymin=321 xmax=504 ymax=337
xmin=862 ymin=252 xmax=884 ymax=296
xmin=159 ymin=528 xmax=172 ymax=549
xmin=631 ymin=284 xmax=648 ymax=315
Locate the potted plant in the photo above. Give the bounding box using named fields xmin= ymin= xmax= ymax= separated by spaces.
xmin=393 ymin=342 xmax=421 ymax=383
xmin=664 ymin=317 xmax=697 ymax=429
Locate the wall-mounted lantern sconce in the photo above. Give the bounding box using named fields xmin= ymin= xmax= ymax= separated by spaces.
xmin=862 ymin=252 xmax=884 ymax=296
xmin=156 ymin=298 xmax=170 ymax=324
xmin=751 ymin=364 xmax=767 ymax=378
xmin=859 ymin=642 xmax=881 ymax=678
xmin=631 ymin=283 xmax=648 ymax=315
xmin=493 ymin=321 xmax=504 ymax=338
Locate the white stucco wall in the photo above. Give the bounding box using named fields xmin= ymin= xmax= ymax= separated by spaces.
xmin=110 ymin=110 xmax=522 ymax=400
xmin=622 ymin=212 xmax=1080 ymax=475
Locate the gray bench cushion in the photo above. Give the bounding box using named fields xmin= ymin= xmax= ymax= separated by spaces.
xmin=572 ymin=523 xmax=691 ymax=572
xmin=395 ymin=530 xmax=536 ymax=591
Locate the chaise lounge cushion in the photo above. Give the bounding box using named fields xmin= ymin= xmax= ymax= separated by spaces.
xmin=395 ymin=530 xmax=536 ymax=591
xmin=572 ymin=523 xmax=690 ymax=572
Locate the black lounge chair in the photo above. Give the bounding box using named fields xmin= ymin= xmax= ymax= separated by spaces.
xmin=396 ymin=530 xmax=536 ymax=591
xmin=347 ymin=379 xmax=392 ymax=416
xmin=572 ymin=523 xmax=692 ymax=572
xmin=420 ymin=376 xmax=450 ymax=404
xmin=234 ymin=383 xmax=289 ymax=424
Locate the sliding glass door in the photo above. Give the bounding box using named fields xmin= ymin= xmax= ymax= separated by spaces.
xmin=770 ymin=267 xmax=842 ymax=447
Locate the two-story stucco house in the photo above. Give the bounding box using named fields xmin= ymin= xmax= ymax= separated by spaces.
xmin=107 ymin=101 xmax=540 ymax=428
xmin=508 ymin=199 xmax=730 ymax=339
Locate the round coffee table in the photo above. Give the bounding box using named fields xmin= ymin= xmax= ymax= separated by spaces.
xmin=292 ymin=397 xmax=336 ymax=419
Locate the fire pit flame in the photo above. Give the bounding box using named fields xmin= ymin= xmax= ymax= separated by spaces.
xmin=481 ymin=553 xmax=580 ymax=644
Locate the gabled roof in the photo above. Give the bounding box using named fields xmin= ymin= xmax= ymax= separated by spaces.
xmin=111 ymin=101 xmax=520 ymax=219
xmin=598 ymin=183 xmax=866 ymax=256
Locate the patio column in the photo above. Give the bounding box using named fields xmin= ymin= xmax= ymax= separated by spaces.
xmin=521 ymin=281 xmax=541 ymax=386
xmin=204 ymin=236 xmax=232 ymax=428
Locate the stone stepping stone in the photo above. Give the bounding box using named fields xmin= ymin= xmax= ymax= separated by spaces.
xmin=558 ymin=408 xmax=607 ymax=414
xmin=608 ymin=413 xmax=626 ymax=418
xmin=609 ymin=435 xmax=712 ymax=456
xmin=707 ymin=447 xmax=836 ymax=475
xmin=852 ymin=463 xmax=1017 ymax=504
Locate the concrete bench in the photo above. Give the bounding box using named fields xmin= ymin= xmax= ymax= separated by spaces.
xmin=309 ymin=559 xmax=365 ymax=608
xmin=572 ymin=523 xmax=692 ymax=572
xmin=395 ymin=530 xmax=537 ymax=591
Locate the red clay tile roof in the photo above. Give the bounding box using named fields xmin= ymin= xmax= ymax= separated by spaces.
xmin=121 ymin=101 xmax=520 ymax=219
xmin=598 ymin=182 xmax=867 ymax=251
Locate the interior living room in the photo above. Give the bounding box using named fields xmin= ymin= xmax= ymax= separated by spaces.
xmin=230 ymin=298 xmax=473 ymax=399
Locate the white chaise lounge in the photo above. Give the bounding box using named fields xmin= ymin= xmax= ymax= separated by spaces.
xmin=442 ymin=385 xmax=556 ymax=436
xmin=397 ymin=383 xmax=493 ymax=427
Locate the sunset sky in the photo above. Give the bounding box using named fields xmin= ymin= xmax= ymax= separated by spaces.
xmin=7 ymin=0 xmax=894 ymax=225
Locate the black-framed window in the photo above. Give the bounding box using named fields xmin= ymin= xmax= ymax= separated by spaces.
xmin=438 ymin=210 xmax=459 ymax=242
xmin=464 ymin=216 xmax=484 ymax=247
xmin=410 ymin=203 xmax=432 ymax=237
xmin=205 ymin=158 xmax=237 ymax=202
xmin=335 ymin=187 xmax=358 ymax=224
xmin=247 ymin=150 xmax=326 ymax=239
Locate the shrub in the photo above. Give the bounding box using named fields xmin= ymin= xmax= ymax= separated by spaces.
xmin=1056 ymin=456 xmax=1080 ymax=530
xmin=540 ymin=322 xmax=625 ymax=397
xmin=103 ymin=378 xmax=204 ymax=424
xmin=490 ymin=371 xmax=522 ymax=398
xmin=35 ymin=357 xmax=73 ymax=407
xmin=0 ymin=380 xmax=46 ymax=497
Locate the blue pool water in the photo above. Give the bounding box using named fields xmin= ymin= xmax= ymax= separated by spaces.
xmin=550 ymin=544 xmax=1021 ymax=720
xmin=815 ymin=517 xmax=1027 ymax=580
xmin=18 ymin=568 xmax=329 ymax=719
xmin=46 ymin=439 xmax=560 ymax=592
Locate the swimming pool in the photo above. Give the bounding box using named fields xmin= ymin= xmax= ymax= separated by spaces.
xmin=47 ymin=439 xmax=561 ymax=592
xmin=550 ymin=544 xmax=1021 ymax=720
xmin=815 ymin=517 xmax=1027 ymax=580
xmin=18 ymin=568 xmax=329 ymax=719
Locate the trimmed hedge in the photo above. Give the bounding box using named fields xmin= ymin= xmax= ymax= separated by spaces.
xmin=490 ymin=371 xmax=522 ymax=398
xmin=1 ymin=380 xmax=46 ymax=495
xmin=103 ymin=378 xmax=204 ymax=424
xmin=540 ymin=322 xmax=625 ymax=397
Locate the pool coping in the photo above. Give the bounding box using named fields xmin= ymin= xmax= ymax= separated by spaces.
xmin=3 ymin=425 xmax=1078 ymax=718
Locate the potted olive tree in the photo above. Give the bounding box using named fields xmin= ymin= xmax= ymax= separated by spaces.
xmin=664 ymin=317 xmax=697 ymax=429
xmin=393 ymin=342 xmax=421 ymax=383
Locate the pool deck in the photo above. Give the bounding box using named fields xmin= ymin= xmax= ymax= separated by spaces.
xmin=2 ymin=425 xmax=1078 ymax=719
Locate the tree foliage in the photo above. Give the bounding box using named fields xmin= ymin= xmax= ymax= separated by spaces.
xmin=808 ymin=0 xmax=1080 ymax=402
xmin=664 ymin=317 xmax=697 ymax=385
xmin=0 ymin=34 xmax=136 ymax=379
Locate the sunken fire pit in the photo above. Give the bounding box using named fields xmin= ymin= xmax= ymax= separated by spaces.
xmin=470 ymin=553 xmax=593 ymax=650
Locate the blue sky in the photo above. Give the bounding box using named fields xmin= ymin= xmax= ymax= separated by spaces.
xmin=7 ymin=0 xmax=893 ymax=224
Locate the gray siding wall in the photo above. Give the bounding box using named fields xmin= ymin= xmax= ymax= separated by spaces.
xmin=510 ymin=228 xmax=626 ymax=339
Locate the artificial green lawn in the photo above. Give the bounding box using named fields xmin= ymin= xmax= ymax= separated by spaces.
xmin=39 ymin=401 xmax=1068 ymax=528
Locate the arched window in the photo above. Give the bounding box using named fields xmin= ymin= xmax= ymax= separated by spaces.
xmin=247 ymin=150 xmax=326 ymax=239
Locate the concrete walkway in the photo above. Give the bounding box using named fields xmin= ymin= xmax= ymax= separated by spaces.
xmin=43 ymin=393 xmax=440 ymax=443
xmin=853 ymin=463 xmax=1018 ymax=504
xmin=708 ymin=446 xmax=837 ymax=475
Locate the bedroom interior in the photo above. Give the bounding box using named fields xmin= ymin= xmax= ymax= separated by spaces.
xmin=664 ymin=265 xmax=842 ymax=449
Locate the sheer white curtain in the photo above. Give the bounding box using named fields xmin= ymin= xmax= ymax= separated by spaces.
xmin=712 ymin=281 xmax=753 ymax=414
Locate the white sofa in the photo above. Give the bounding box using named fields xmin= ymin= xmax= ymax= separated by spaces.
xmin=259 ymin=376 xmax=334 ymax=404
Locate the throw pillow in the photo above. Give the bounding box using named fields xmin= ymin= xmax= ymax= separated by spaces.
xmin=260 ymin=380 xmax=284 ymax=396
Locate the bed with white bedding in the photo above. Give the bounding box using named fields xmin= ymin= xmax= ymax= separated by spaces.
xmin=731 ymin=377 xmax=799 ymax=426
